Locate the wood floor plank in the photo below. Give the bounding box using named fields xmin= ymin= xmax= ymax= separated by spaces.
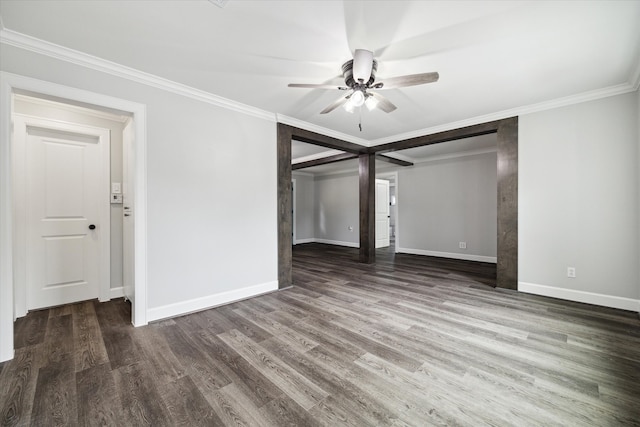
xmin=76 ymin=363 xmax=126 ymax=426
xmin=218 ymin=329 xmax=329 ymax=411
xmin=13 ymin=309 xmax=48 ymax=349
xmin=190 ymin=330 xmax=284 ymax=408
xmin=42 ymin=314 xmax=74 ymax=367
xmin=160 ymin=324 xmax=232 ymax=394
xmin=72 ymin=301 xmax=109 ymax=372
xmin=159 ymin=375 xmax=224 ymax=426
xmin=0 ymin=345 xmax=41 ymax=426
xmin=30 ymin=353 xmax=77 ymax=427
xmin=113 ymin=361 xmax=171 ymax=426
xmin=132 ymin=324 xmax=186 ymax=386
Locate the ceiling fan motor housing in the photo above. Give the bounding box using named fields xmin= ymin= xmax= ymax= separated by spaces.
xmin=342 ymin=59 xmax=378 ymax=88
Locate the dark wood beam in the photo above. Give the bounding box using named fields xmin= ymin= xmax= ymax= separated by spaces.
xmin=496 ymin=117 xmax=518 ymax=290
xmin=283 ymin=124 xmax=367 ymax=154
xmin=292 ymin=153 xmax=358 ymax=171
xmin=368 ymin=120 xmax=501 ymax=154
xmin=277 ymin=123 xmax=293 ymax=288
xmin=376 ymin=154 xmax=413 ymax=167
xmin=359 ymin=153 xmax=375 ymax=264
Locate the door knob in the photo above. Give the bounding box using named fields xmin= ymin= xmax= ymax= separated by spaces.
xmin=89 ymin=224 xmax=96 ymax=230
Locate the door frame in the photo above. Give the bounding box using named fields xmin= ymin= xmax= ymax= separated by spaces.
xmin=13 ymin=114 xmax=111 ymax=314
xmin=377 ymin=171 xmax=399 ymax=252
xmin=374 ymin=178 xmax=390 ymax=249
xmin=291 ymin=178 xmax=296 ymax=245
xmin=0 ymin=71 xmax=149 ymax=362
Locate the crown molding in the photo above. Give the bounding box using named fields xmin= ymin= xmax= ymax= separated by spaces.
xmin=1 ymin=27 xmax=636 ymax=145
xmin=0 ymin=28 xmax=275 ymax=122
xmin=277 ymin=114 xmax=369 ymax=147
xmin=369 ymin=82 xmax=637 ymax=146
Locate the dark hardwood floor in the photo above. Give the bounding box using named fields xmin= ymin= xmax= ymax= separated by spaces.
xmin=1 ymin=243 xmax=639 ymax=426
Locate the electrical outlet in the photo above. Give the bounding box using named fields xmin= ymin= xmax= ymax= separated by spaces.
xmin=459 ymin=242 xmax=467 ymax=249
xmin=567 ymin=267 xmax=576 ymax=278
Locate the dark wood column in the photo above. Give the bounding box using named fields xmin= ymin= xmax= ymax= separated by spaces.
xmin=359 ymin=153 xmax=375 ymax=263
xmin=277 ymin=123 xmax=293 ymax=288
xmin=496 ymin=117 xmax=518 ymax=290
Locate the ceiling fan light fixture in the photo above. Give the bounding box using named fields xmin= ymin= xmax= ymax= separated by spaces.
xmin=350 ymin=90 xmax=365 ymax=107
xmin=365 ymin=95 xmax=378 ymax=111
xmin=343 ymin=102 xmax=355 ymax=113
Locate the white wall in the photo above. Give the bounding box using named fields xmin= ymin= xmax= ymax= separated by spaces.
xmin=519 ymin=92 xmax=639 ymax=310
xmin=397 ymin=152 xmax=497 ymax=262
xmin=13 ymin=96 xmax=126 ymax=291
xmin=292 ymin=172 xmax=315 ymax=242
xmin=1 ymin=44 xmax=278 ymax=316
xmin=314 ymin=172 xmax=359 ymax=247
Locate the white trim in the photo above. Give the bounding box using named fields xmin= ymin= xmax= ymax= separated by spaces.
xmin=518 ymin=282 xmax=640 ymax=312
xmin=0 ymin=72 xmax=14 ymax=362
xmin=369 ymin=83 xmax=638 ymax=147
xmin=397 ymin=247 xmax=497 ymax=264
xmin=292 ymin=178 xmax=296 ymax=245
xmin=277 ymin=114 xmax=369 ymax=147
xmin=294 ymin=238 xmax=316 ymax=245
xmin=315 ymin=238 xmax=359 ymax=248
xmin=376 ymin=171 xmax=399 ymax=253
xmin=147 ymin=281 xmax=278 ymax=322
xmin=110 ymin=286 xmax=125 ymax=299
xmin=0 ymin=29 xmax=274 ymax=122
xmin=0 ymin=71 xmax=148 ymax=362
xmin=291 ymin=170 xmax=314 ymax=178
xmin=13 ymin=93 xmax=129 ymax=123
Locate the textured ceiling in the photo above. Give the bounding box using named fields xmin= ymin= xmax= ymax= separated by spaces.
xmin=1 ymin=1 xmax=639 ymax=142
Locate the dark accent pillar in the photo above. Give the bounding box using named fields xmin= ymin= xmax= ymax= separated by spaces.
xmin=359 ymin=153 xmax=375 ymax=263
xmin=277 ymin=124 xmax=293 ymax=288
xmin=496 ymin=117 xmax=518 ymax=289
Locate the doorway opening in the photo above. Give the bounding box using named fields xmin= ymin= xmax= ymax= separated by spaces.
xmin=0 ymin=73 xmax=148 ymax=362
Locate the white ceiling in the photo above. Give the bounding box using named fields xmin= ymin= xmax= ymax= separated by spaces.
xmin=1 ymin=1 xmax=639 ymax=142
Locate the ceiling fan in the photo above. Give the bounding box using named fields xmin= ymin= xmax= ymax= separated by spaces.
xmin=288 ymin=49 xmax=439 ymax=115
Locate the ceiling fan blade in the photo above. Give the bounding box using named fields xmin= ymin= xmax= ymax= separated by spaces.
xmin=352 ymin=49 xmax=374 ymax=83
xmin=320 ymin=93 xmax=351 ymax=114
xmin=288 ymin=83 xmax=348 ymax=90
xmin=376 ymin=72 xmax=439 ymax=89
xmin=370 ymin=92 xmax=397 ymax=113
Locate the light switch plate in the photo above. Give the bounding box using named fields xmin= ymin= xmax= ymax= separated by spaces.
xmin=111 ymin=183 xmax=121 ymax=194
xmin=111 ymin=194 xmax=123 ymax=204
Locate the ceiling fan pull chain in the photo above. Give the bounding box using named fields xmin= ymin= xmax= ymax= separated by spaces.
xmin=359 ymin=107 xmax=363 ymax=132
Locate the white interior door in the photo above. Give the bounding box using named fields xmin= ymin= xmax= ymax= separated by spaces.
xmin=375 ymin=179 xmax=390 ymax=248
xmin=122 ymin=119 xmax=135 ymax=304
xmin=23 ymin=119 xmax=110 ymax=310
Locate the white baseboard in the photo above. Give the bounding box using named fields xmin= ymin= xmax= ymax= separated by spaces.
xmin=314 ymin=238 xmax=359 ymax=248
xmin=294 ymin=238 xmax=315 ymax=245
xmin=518 ymin=282 xmax=640 ymax=312
xmin=147 ymin=281 xmax=279 ymax=322
xmin=294 ymin=238 xmax=359 ymax=248
xmin=397 ymin=247 xmax=497 ymax=263
xmin=109 ymin=286 xmax=125 ymax=299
